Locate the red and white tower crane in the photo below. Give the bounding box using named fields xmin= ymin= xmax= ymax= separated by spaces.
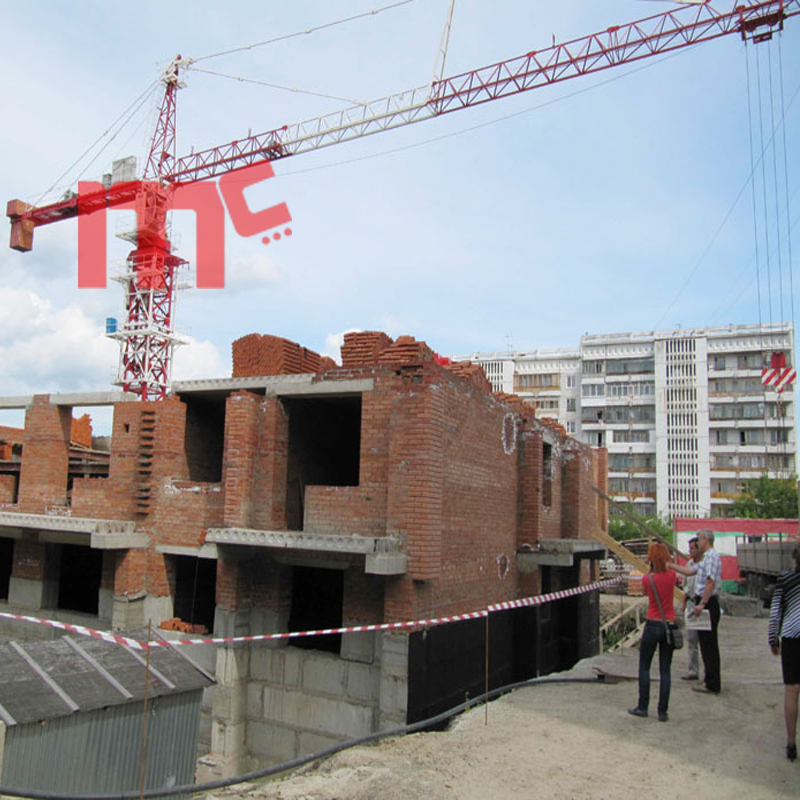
xmin=7 ymin=0 xmax=798 ymax=400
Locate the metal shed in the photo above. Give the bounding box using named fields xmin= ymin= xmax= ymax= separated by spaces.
xmin=0 ymin=632 xmax=214 ymax=795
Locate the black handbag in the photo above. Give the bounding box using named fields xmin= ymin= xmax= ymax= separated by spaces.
xmin=648 ymin=574 xmax=684 ymax=650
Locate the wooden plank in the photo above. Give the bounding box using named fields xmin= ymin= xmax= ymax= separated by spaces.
xmin=591 ymin=485 xmax=688 ymax=560
xmin=591 ymin=525 xmax=685 ymax=605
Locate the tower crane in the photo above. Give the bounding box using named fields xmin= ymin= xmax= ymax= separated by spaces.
xmin=6 ymin=0 xmax=798 ymax=400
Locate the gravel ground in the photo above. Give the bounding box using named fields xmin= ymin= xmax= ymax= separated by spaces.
xmin=209 ymin=616 xmax=796 ymax=800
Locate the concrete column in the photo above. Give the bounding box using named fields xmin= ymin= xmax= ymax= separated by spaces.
xmin=204 ymin=548 xmax=253 ymax=777
xmin=378 ymin=632 xmax=409 ymax=730
xmin=8 ymin=537 xmax=57 ymax=610
xmin=205 ymin=608 xmax=252 ymax=778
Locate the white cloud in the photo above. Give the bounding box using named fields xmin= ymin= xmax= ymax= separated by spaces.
xmin=0 ymin=288 xmax=117 ymax=395
xmin=321 ymin=328 xmax=362 ymax=363
xmin=172 ymin=337 xmax=227 ymax=381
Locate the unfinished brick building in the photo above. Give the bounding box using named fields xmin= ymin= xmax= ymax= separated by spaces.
xmin=0 ymin=331 xmax=607 ymax=775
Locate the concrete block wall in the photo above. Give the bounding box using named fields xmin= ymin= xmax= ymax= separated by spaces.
xmin=244 ymin=629 xmax=407 ymax=766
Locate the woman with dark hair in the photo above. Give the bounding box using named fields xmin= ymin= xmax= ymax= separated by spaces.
xmin=629 ymin=541 xmax=677 ymax=722
xmin=768 ymin=544 xmax=800 ymax=761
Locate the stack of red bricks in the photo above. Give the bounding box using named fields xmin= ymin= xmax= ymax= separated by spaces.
xmin=443 ymin=361 xmax=492 ymax=394
xmin=340 ymin=331 xmax=394 ymax=367
xmin=159 ymin=617 xmax=209 ymax=635
xmin=70 ymin=414 xmax=93 ymax=449
xmin=232 ymin=334 xmax=327 ymax=377
xmin=538 ymin=416 xmax=568 ymax=437
xmin=377 ymin=335 xmax=435 ymax=366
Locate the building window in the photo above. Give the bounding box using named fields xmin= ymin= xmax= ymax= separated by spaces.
xmin=515 ymin=373 xmax=558 ymax=390
xmin=606 ymin=358 xmax=654 ymax=375
xmin=566 ymin=375 xmax=577 ymax=388
xmin=613 ymin=430 xmax=649 ymax=443
xmin=566 ymin=398 xmax=577 ymax=412
xmin=609 ymin=453 xmax=656 ymax=471
xmin=566 ymin=421 xmax=576 ymax=434
xmin=288 ymin=566 xmax=344 ymax=654
xmin=711 ymin=355 xmax=727 ymax=370
xmin=737 ymin=353 xmax=763 ymax=370
xmin=583 ymin=360 xmax=605 ymax=374
xmin=582 ymin=384 xmax=605 ymax=397
xmin=542 ymin=443 xmax=553 ymax=506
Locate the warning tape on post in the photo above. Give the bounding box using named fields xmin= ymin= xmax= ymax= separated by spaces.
xmin=0 ymin=577 xmax=623 ymax=651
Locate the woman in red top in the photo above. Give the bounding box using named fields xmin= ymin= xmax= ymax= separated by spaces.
xmin=628 ymin=542 xmax=677 ymax=722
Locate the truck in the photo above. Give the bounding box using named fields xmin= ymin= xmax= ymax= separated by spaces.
xmin=737 ymin=533 xmax=799 ymax=604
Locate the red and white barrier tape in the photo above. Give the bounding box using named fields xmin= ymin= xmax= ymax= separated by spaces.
xmin=0 ymin=577 xmax=622 ymax=651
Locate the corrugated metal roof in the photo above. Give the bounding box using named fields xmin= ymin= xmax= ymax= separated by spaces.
xmin=0 ymin=631 xmax=213 ymax=726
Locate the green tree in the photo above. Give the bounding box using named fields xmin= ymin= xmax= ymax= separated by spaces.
xmin=608 ymin=505 xmax=674 ymax=546
xmin=730 ymin=473 xmax=799 ymax=519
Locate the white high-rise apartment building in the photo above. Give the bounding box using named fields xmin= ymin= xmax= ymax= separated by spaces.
xmin=456 ymin=323 xmax=795 ymax=519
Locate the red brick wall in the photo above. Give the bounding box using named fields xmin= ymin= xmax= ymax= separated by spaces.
xmin=561 ymin=439 xmax=602 ymax=541
xmin=221 ymin=391 xmax=261 ymax=528
xmin=252 ymin=397 xmax=289 ymax=531
xmin=250 ymin=554 xmax=292 ymax=617
xmin=152 ymin=480 xmax=225 ymax=548
xmin=216 ymin=555 xmax=251 ymax=611
xmin=114 ymin=548 xmax=147 ymax=596
xmin=11 ymin=539 xmax=47 ymax=581
xmin=0 ymin=474 xmax=16 ymax=503
xmin=18 ymin=396 xmax=71 ymax=513
xmin=304 ymin=486 xmax=387 ymax=537
xmin=343 ymin=569 xmax=384 ymax=625
xmin=384 ymin=365 xmax=522 ymax=620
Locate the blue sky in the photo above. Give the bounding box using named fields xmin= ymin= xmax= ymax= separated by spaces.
xmin=1 ymin=1 xmax=798 ymax=433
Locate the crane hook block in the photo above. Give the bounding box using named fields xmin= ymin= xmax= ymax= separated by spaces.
xmin=7 ymin=199 xmax=34 ymax=252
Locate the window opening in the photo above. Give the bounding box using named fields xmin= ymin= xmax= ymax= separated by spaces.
xmin=57 ymin=543 xmax=103 ymax=614
xmin=542 ymin=443 xmax=553 ymax=506
xmin=288 ymin=566 xmax=344 ymax=654
xmin=284 ymin=395 xmax=362 ymax=531
xmin=0 ymin=537 xmax=13 ymax=599
xmin=170 ymin=555 xmax=217 ymax=632
xmin=182 ymin=396 xmax=225 ymax=482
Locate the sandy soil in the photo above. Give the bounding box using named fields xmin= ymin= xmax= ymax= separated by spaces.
xmin=212 ymin=616 xmax=798 ymax=800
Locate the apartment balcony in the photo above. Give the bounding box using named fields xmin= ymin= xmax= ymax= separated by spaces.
xmin=710 ymin=443 xmax=792 ymax=453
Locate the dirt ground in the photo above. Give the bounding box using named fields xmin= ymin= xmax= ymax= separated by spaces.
xmin=212 ymin=614 xmax=797 ymax=800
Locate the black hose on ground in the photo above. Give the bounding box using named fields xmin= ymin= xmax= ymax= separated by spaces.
xmin=0 ymin=674 xmax=604 ymax=800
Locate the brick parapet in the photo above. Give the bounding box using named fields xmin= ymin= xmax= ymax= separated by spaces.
xmin=252 ymin=396 xmax=289 ymax=531
xmin=0 ymin=475 xmax=16 ymax=503
xmin=304 ymin=486 xmax=387 ymax=537
xmin=18 ymin=396 xmax=71 ymax=514
xmin=222 ymin=391 xmax=261 ymax=528
xmin=152 ymin=479 xmax=225 ymax=549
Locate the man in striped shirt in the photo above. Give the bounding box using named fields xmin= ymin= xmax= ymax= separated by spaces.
xmin=671 ymin=530 xmax=723 ymax=694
